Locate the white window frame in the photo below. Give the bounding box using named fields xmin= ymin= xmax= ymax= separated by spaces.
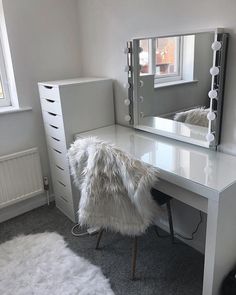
xmin=0 ymin=0 xmax=18 ymax=109
xmin=0 ymin=39 xmax=11 ymax=107
xmin=152 ymin=36 xmax=184 ymax=85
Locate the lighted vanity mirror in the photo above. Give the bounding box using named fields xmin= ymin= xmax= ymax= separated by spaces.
xmin=126 ymin=29 xmax=228 ymax=149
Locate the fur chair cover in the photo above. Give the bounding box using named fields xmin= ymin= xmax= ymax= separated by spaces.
xmin=174 ymin=107 xmax=209 ymax=127
xmin=68 ymin=137 xmax=161 ymax=236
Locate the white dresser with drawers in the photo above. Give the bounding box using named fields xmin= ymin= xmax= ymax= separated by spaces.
xmin=38 ymin=78 xmax=114 ymax=222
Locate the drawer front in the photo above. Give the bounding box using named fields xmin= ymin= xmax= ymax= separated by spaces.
xmin=54 ymin=176 xmax=72 ymax=200
xmin=55 ymin=194 xmax=75 ymax=222
xmin=52 ymin=163 xmax=71 ymax=189
xmin=46 ymin=135 xmax=67 ymax=154
xmin=42 ymin=110 xmax=64 ymax=129
xmin=39 ymin=84 xmax=60 ymax=101
xmin=154 ymin=179 xmax=208 ymax=213
xmin=41 ymin=98 xmax=62 ymax=115
xmin=44 ymin=120 xmax=65 ymax=142
xmin=48 ymin=146 xmax=69 ymax=171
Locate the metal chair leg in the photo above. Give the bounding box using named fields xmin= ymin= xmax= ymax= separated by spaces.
xmin=95 ymin=229 xmax=104 ymax=250
xmin=131 ymin=237 xmax=138 ymax=280
xmin=166 ymin=200 xmax=175 ymax=244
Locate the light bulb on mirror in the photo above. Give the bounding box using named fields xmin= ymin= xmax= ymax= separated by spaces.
xmin=206 ymin=133 xmax=215 ymax=143
xmin=123 ymin=82 xmax=131 ymax=89
xmin=208 ymin=89 xmax=218 ymax=99
xmin=210 ymin=66 xmax=220 ymax=76
xmin=207 ymin=112 xmax=216 ymax=121
xmin=124 ymin=65 xmax=130 ymax=72
xmin=139 ymin=96 xmax=144 ymax=103
xmin=124 ymin=115 xmax=131 ymax=122
xmin=211 ymin=41 xmax=222 ymax=51
xmin=124 ymin=99 xmax=131 ymax=106
xmin=140 ymin=112 xmax=144 ymax=118
xmin=139 ymin=80 xmax=144 ymax=88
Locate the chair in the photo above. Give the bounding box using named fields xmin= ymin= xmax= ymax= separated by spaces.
xmin=95 ymin=188 xmax=175 ymax=280
xmin=68 ymin=137 xmax=175 ymax=280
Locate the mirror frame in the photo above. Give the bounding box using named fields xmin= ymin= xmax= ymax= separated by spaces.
xmin=125 ymin=28 xmax=228 ymax=149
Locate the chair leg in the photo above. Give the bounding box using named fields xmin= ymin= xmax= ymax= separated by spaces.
xmin=95 ymin=229 xmax=104 ymax=250
xmin=131 ymin=237 xmax=138 ymax=280
xmin=166 ymin=200 xmax=175 ymax=244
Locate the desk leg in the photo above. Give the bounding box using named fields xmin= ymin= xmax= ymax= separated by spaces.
xmin=203 ymin=184 xmax=236 ymax=295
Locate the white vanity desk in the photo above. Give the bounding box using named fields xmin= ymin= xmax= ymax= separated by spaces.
xmin=77 ymin=124 xmax=236 ymax=295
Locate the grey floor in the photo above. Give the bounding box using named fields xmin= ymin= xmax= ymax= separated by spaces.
xmin=0 ymin=204 xmax=204 ymax=295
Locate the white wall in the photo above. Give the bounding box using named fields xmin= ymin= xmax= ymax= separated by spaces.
xmin=77 ymin=0 xmax=236 ymax=252
xmin=77 ymin=0 xmax=236 ymax=155
xmin=0 ymin=0 xmax=81 ymax=219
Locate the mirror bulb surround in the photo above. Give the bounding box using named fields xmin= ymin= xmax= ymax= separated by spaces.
xmin=208 ymin=89 xmax=218 ymax=99
xmin=211 ymin=41 xmax=222 ymax=51
xmin=210 ymin=66 xmax=220 ymax=76
xmin=206 ymin=133 xmax=215 ymax=143
xmin=139 ymin=96 xmax=144 ymax=103
xmin=123 ymin=82 xmax=131 ymax=89
xmin=124 ymin=65 xmax=130 ymax=72
xmin=124 ymin=99 xmax=131 ymax=106
xmin=207 ymin=112 xmax=216 ymax=121
xmin=139 ymin=80 xmax=144 ymax=88
xmin=124 ymin=115 xmax=131 ymax=122
xmin=123 ymin=47 xmax=129 ymax=54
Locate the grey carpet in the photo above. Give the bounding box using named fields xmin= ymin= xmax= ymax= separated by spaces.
xmin=0 ymin=204 xmax=204 ymax=295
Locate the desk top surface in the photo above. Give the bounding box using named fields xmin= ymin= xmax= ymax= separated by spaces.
xmin=77 ymin=125 xmax=236 ymax=198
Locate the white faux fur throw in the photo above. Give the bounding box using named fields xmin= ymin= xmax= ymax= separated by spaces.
xmin=0 ymin=233 xmax=114 ymax=295
xmin=68 ymin=137 xmax=161 ymax=236
xmin=174 ymin=107 xmax=209 ymax=127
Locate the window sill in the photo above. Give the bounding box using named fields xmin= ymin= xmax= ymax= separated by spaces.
xmin=0 ymin=106 xmax=32 ymax=115
xmin=154 ymin=79 xmax=198 ymax=89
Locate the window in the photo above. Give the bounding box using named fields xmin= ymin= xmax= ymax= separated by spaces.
xmin=0 ymin=42 xmax=10 ymax=107
xmin=140 ymin=36 xmax=195 ymax=86
xmin=0 ymin=0 xmax=17 ymax=108
xmin=155 ymin=37 xmax=182 ymax=83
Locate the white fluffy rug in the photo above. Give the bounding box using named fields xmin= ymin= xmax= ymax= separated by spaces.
xmin=0 ymin=232 xmax=114 ymax=295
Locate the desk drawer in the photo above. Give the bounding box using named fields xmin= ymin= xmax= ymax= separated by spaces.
xmin=54 ymin=177 xmax=72 ymax=199
xmin=39 ymin=84 xmax=60 ymax=101
xmin=46 ymin=135 xmax=67 ymax=155
xmin=44 ymin=120 xmax=65 ymax=142
xmin=52 ymin=163 xmax=71 ymax=188
xmin=41 ymin=98 xmax=62 ymax=115
xmin=42 ymin=111 xmax=63 ymax=128
xmin=154 ymin=179 xmax=208 ymax=213
xmin=48 ymin=146 xmax=69 ymax=171
xmin=55 ymin=194 xmax=75 ymax=222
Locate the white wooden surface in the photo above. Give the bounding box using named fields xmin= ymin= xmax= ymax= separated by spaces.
xmin=77 ymin=124 xmax=236 ymax=295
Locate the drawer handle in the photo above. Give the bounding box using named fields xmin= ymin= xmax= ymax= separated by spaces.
xmin=48 ymin=112 xmax=57 ymax=116
xmin=52 ymin=148 xmax=62 ymax=154
xmin=44 ymin=86 xmax=53 ymax=89
xmin=56 ymin=165 xmax=64 ymax=171
xmin=60 ymin=196 xmax=68 ymax=203
xmin=45 ymin=99 xmax=55 ymax=103
xmin=58 ymin=180 xmax=66 ymax=187
xmin=49 ymin=124 xmax=59 ymax=129
xmin=51 ymin=136 xmax=60 ymax=142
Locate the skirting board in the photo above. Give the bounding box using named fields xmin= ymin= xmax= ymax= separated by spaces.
xmin=0 ymin=193 xmax=55 ymax=223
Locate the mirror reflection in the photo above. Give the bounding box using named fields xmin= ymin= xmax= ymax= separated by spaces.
xmin=136 ymin=32 xmax=215 ymax=141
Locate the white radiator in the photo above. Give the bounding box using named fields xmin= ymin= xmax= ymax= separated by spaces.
xmin=0 ymin=148 xmax=44 ymax=209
